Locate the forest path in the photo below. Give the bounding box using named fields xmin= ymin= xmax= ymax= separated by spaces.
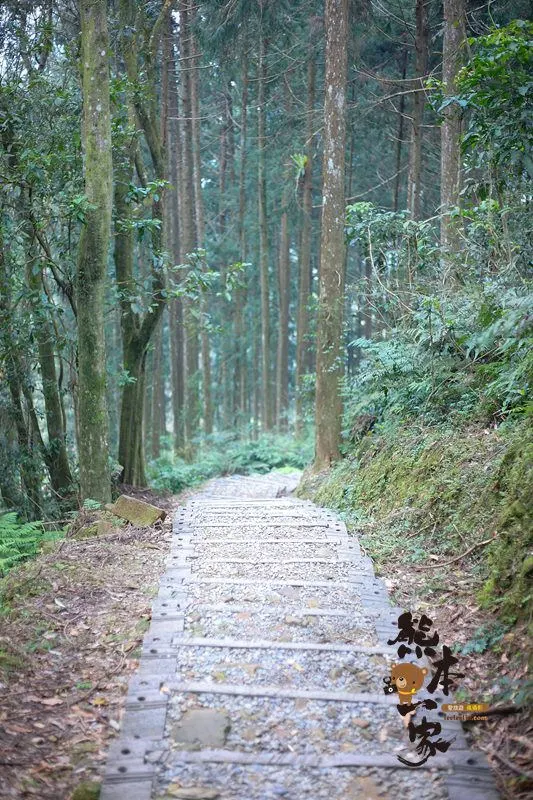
xmin=101 ymin=472 xmax=497 ymax=800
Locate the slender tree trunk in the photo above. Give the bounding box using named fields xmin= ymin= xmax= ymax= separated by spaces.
xmin=362 ymin=255 xmax=373 ymax=340
xmin=179 ymin=0 xmax=199 ymax=446
xmin=77 ymin=0 xmax=112 ymax=503
xmin=189 ymin=26 xmax=212 ymax=436
xmin=190 ymin=31 xmax=204 ymax=249
xmin=218 ymin=90 xmax=229 ymax=236
xmin=170 ymin=299 xmax=185 ymax=449
xmin=440 ymin=0 xmax=466 ymax=260
xmin=0 ymin=403 xmax=24 ymax=512
xmin=25 ymin=248 xmax=73 ymax=504
xmin=252 ymin=308 xmax=260 ymax=440
xmin=234 ymin=55 xmax=249 ymax=429
xmin=114 ymin=158 xmax=147 ymax=485
xmin=151 ymin=319 xmax=165 ymax=459
xmin=144 ymin=347 xmax=153 ymax=456
xmin=258 ymin=33 xmax=273 ymax=431
xmin=0 ymin=224 xmax=43 ymax=516
xmin=0 ymin=111 xmax=74 ymax=503
xmin=295 ymin=46 xmax=316 ymax=436
xmin=276 ymin=192 xmax=290 ymax=432
xmin=166 ymin=15 xmax=185 ymax=451
xmin=407 ymin=0 xmax=429 ymax=220
xmin=393 ymin=46 xmax=408 ymax=212
xmin=313 ymin=0 xmax=348 ymax=472
xmin=218 ymin=84 xmax=233 ymax=430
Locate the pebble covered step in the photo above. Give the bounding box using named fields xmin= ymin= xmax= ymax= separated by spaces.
xmin=100 ymin=471 xmax=499 ymax=800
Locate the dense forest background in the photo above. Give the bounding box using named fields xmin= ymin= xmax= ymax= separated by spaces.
xmin=0 ymin=1 xmax=531 ymax=614
xmin=0 ymin=2 xmax=532 ymax=795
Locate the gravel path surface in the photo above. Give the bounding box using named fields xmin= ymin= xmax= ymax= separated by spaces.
xmin=100 ymin=472 xmax=498 ymax=800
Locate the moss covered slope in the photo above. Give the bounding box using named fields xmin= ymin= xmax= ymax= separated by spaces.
xmin=299 ymin=419 xmax=532 ymax=628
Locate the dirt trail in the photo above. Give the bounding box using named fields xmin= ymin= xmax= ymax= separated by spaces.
xmin=99 ymin=473 xmax=498 ymax=800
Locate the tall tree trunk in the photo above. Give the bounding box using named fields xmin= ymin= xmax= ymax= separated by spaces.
xmin=295 ymin=45 xmax=316 ymax=437
xmin=218 ymin=84 xmax=233 ymax=430
xmin=407 ymin=0 xmax=429 ymax=220
xmin=0 ymin=111 xmax=74 ymax=504
xmin=0 ymin=402 xmax=24 ymax=512
xmin=313 ymin=0 xmax=348 ymax=471
xmin=114 ymin=157 xmax=147 ymax=485
xmin=440 ymin=0 xmax=466 ymax=260
xmin=234 ymin=54 xmax=249 ymax=430
xmin=189 ymin=27 xmax=212 ymax=436
xmin=362 ymin=255 xmax=373 ymax=340
xmin=218 ymin=89 xmax=229 ymax=236
xmin=166 ymin=15 xmax=185 ymax=451
xmin=0 ymin=224 xmax=43 ymax=516
xmin=258 ymin=32 xmax=273 ymax=431
xmin=393 ymin=45 xmax=408 ymax=212
xmin=276 ymin=190 xmax=290 ymax=432
xmin=151 ymin=318 xmax=165 ymax=459
xmin=144 ymin=347 xmax=153 ymax=456
xmin=170 ymin=299 xmax=185 ymax=449
xmin=252 ymin=308 xmax=260 ymax=440
xmin=115 ymin=0 xmax=170 ymax=485
xmin=179 ymin=0 xmax=200 ymax=446
xmin=25 ymin=256 xmax=73 ymax=505
xmin=77 ymin=0 xmax=112 ymax=503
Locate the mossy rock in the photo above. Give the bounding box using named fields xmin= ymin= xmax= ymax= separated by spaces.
xmin=106 ymin=495 xmax=166 ymax=526
xmin=72 ymin=524 xmax=99 ymax=540
xmin=71 ymin=781 xmax=100 ymax=800
xmin=40 ymin=540 xmax=59 ymax=555
xmin=71 ymin=518 xmax=117 ymax=540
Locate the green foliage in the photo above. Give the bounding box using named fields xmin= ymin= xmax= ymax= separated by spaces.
xmin=459 ymin=621 xmax=509 ymax=655
xmin=169 ymin=251 xmax=248 ymax=316
xmin=148 ymin=434 xmax=312 ymax=494
xmin=82 ymin=499 xmax=102 ymax=511
xmin=455 ymin=20 xmax=533 ymax=179
xmin=344 ymin=203 xmax=532 ymax=431
xmin=345 ymin=283 xmax=532 ymax=428
xmin=0 ymin=513 xmax=62 ymax=576
xmin=346 ymin=202 xmax=439 ymax=281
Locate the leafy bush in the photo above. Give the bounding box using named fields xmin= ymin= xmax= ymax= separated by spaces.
xmin=344 ymin=282 xmax=532 ymax=432
xmin=148 ymin=434 xmax=313 ymax=494
xmin=344 ymin=202 xmax=532 ymax=433
xmin=0 ymin=513 xmax=62 ymax=576
xmin=456 ymin=20 xmax=533 ymax=180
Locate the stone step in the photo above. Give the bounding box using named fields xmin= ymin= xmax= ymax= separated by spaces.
xmin=183 ymin=516 xmax=334 ymax=528
xmin=176 ymin=524 xmax=338 ymax=536
xmin=182 ymin=506 xmax=334 ymax=525
xmin=100 ymin=474 xmax=499 ymax=800
xmin=162 ymin=689 xmax=407 ymax=761
xmin=188 ymin=499 xmax=305 ymax=507
xmin=102 ymin=745 xmax=493 ymax=800
xmin=157 ymin=642 xmax=392 ymax=693
xmin=180 ymin=582 xmax=366 ymax=611
xmin=187 ymin=542 xmax=350 ymax=561
xmin=177 ymin=578 xmax=372 ymax=589
xmin=182 ymin=606 xmax=378 ymax=645
xmin=182 ymin=536 xmax=347 ymax=545
xmin=140 ymin=637 xmax=395 ymax=656
xmin=182 ymin=559 xmax=362 ymax=582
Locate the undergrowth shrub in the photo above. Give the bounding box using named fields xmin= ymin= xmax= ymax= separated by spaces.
xmin=344 ymin=202 xmax=532 ymax=435
xmin=148 ymin=434 xmax=313 ymax=494
xmin=0 ymin=513 xmax=62 ymax=576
